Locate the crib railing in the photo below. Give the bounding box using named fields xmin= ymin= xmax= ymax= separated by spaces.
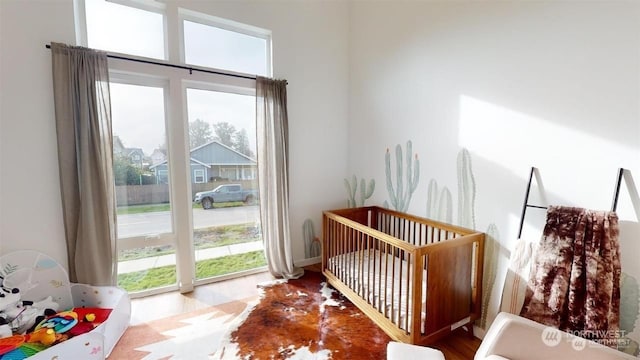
xmin=322 ymin=206 xmax=484 ymax=345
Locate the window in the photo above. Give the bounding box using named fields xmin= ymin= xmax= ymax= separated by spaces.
xmin=193 ymin=169 xmax=205 ymax=183
xmin=84 ymin=0 xmax=165 ymax=59
xmin=242 ymin=168 xmax=256 ymax=180
xmin=183 ymin=19 xmax=269 ymax=75
xmin=157 ymin=170 xmax=168 ymax=184
xmin=80 ymin=0 xmax=270 ymax=297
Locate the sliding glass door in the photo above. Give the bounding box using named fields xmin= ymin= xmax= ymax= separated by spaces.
xmin=185 ymin=87 xmax=265 ymax=283
xmin=83 ymin=0 xmax=272 ymax=296
xmin=110 ymin=80 xmax=179 ymax=294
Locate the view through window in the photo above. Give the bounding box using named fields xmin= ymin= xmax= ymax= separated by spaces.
xmin=83 ymin=0 xmax=271 ymax=295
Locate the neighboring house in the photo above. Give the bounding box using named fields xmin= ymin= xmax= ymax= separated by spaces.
xmin=150 ymin=148 xmax=167 ymax=166
xmin=150 ymin=141 xmax=257 ymax=184
xmin=113 ymin=136 xmax=146 ymax=168
xmin=126 ymin=148 xmax=145 ymax=169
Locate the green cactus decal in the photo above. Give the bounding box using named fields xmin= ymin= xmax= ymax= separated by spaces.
xmin=423 ymin=148 xmax=502 ymax=330
xmin=426 ymin=179 xmax=452 ymax=223
xmin=439 ymin=187 xmax=452 ymax=223
xmin=457 ymin=148 xmax=476 ymax=229
xmin=360 ymin=178 xmax=375 ymax=206
xmin=620 ymin=272 xmax=640 ymax=356
xmin=303 ymin=219 xmax=321 ymax=258
xmin=345 ymin=175 xmax=357 ymax=208
xmin=426 ymin=179 xmax=439 ymax=218
xmin=621 ymin=272 xmax=640 ymax=335
xmin=479 ymin=223 xmax=500 ymax=329
xmin=385 ymin=141 xmax=420 ymax=212
xmin=344 ymin=175 xmax=375 ymax=208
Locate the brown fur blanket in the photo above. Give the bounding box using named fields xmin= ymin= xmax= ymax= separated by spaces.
xmin=520 ymin=206 xmax=621 ymax=344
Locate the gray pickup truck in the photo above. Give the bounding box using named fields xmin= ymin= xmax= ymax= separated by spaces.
xmin=194 ymin=184 xmax=259 ymax=209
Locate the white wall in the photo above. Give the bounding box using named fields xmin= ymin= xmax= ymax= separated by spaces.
xmin=0 ymin=0 xmax=77 ymax=267
xmin=0 ymin=0 xmax=349 ymax=267
xmin=349 ymin=0 xmax=640 ymax=342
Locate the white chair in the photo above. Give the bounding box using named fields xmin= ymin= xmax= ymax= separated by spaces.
xmin=386 ymin=341 xmax=445 ymax=360
xmin=475 ymin=312 xmax=636 ymax=360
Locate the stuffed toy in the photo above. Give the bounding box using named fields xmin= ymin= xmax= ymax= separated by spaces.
xmin=0 ymin=276 xmax=59 ymax=337
xmin=0 ymin=285 xmax=20 ymax=338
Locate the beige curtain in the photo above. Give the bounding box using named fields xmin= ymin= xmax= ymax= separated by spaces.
xmin=51 ymin=43 xmax=116 ymax=286
xmin=256 ymin=76 xmax=304 ymax=279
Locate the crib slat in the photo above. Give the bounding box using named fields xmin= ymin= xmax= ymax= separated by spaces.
xmin=390 ymin=243 xmax=395 ymax=323
xmin=405 ymin=252 xmax=411 ymax=333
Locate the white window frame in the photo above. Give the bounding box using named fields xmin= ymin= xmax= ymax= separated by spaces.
xmin=179 ymin=8 xmax=272 ymax=76
xmin=242 ymin=167 xmax=255 ymax=180
xmin=77 ymin=0 xmax=270 ymax=297
xmin=193 ymin=169 xmax=205 ymax=183
xmin=77 ymin=0 xmax=169 ymax=60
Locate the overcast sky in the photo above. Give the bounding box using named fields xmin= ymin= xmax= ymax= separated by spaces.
xmin=87 ymin=0 xmax=265 ymax=155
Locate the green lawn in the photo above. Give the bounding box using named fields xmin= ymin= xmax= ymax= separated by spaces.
xmin=117 ymin=250 xmax=266 ymax=292
xmin=117 ymin=223 xmax=261 ymax=261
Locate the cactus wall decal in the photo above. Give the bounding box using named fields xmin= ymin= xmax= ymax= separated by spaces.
xmin=438 ymin=188 xmax=453 ymax=224
xmin=385 ymin=141 xmax=420 ymax=212
xmin=427 ymin=179 xmax=453 ymax=224
xmin=426 ymin=179 xmax=452 ymax=223
xmin=457 ymin=148 xmax=476 ymax=229
xmin=344 ymin=175 xmax=375 ymax=208
xmin=479 ymin=223 xmax=500 ymax=329
xmin=425 ymin=148 xmax=475 ymax=227
xmin=426 ymin=148 xmax=501 ymax=330
xmin=302 ymin=219 xmax=321 ymax=258
xmin=426 ymin=179 xmax=439 ymax=218
xmin=621 ymin=272 xmax=640 ymax=332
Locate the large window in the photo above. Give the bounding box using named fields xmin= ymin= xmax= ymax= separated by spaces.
xmin=80 ymin=0 xmax=271 ymax=297
xmin=183 ymin=19 xmax=269 ymax=75
xmin=85 ymin=0 xmax=165 ymax=59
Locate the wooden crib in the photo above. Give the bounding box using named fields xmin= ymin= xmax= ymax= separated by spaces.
xmin=322 ymin=206 xmax=484 ymax=345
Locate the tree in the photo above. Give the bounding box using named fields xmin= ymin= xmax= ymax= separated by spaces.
xmin=113 ymin=155 xmax=143 ymax=185
xmin=189 ymin=119 xmax=213 ymax=149
xmin=233 ymin=128 xmax=254 ymax=158
xmin=212 ymin=122 xmax=236 ymax=148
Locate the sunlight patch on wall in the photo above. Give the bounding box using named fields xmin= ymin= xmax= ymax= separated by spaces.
xmin=459 ymin=95 xmax=634 ymax=174
xmin=458 ymin=94 xmax=637 ymax=218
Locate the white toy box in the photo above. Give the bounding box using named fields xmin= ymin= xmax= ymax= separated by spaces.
xmin=0 ymin=251 xmax=130 ymax=359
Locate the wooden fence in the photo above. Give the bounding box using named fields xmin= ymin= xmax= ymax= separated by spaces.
xmin=115 ymin=180 xmax=258 ymax=206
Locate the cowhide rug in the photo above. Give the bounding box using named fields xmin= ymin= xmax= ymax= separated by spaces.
xmin=214 ymin=271 xmax=391 ymax=359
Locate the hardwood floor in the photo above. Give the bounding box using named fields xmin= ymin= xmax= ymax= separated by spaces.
xmin=431 ymin=328 xmax=482 ymax=360
xmin=129 ymin=270 xmax=271 ymax=325
xmin=130 ymin=265 xmax=482 ymax=359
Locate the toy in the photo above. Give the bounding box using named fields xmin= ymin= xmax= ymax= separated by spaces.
xmin=0 ymin=279 xmax=22 ymax=339
xmin=26 ymin=328 xmax=56 ymax=346
xmin=0 ymin=251 xmax=130 ymax=359
xmin=35 ymin=311 xmax=78 ymax=334
xmin=0 ymin=276 xmax=59 ymax=337
xmin=0 ymin=334 xmax=25 ymax=356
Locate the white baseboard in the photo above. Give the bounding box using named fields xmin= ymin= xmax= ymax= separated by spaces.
xmin=295 ymin=256 xmax=321 ymax=267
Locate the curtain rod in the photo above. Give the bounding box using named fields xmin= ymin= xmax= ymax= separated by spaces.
xmin=45 ymin=44 xmax=260 ymax=82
